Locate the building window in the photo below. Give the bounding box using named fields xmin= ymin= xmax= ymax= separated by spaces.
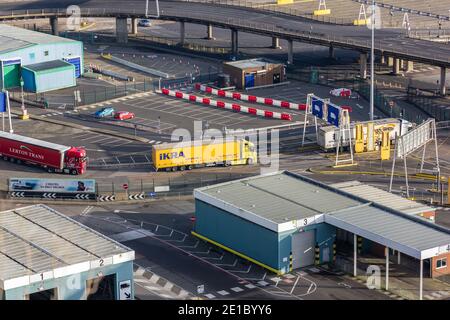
xmin=436 ymin=257 xmax=447 ymax=269
xmin=44 ymin=51 xmax=49 ymax=56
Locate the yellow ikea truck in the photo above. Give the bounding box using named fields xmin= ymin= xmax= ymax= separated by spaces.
xmin=152 ymin=139 xmax=257 ymax=171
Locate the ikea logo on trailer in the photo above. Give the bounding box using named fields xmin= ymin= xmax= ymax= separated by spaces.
xmin=160 ymin=151 xmax=185 ymax=160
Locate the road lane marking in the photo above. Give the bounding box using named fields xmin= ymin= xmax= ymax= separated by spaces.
xmin=290 ymin=276 xmax=300 ymax=294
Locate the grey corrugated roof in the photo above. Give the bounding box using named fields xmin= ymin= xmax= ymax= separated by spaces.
xmin=0 ymin=24 xmax=76 ymax=55
xmin=331 ymin=181 xmax=434 ymax=216
xmin=224 ymin=58 xmax=270 ymax=70
xmin=197 ymin=172 xmax=361 ymax=224
xmin=0 ymin=205 xmax=133 ymax=285
xmin=196 ymin=171 xmax=450 ymax=259
xmin=325 ymin=205 xmax=450 ymax=259
xmin=23 ymin=59 xmax=73 ymax=72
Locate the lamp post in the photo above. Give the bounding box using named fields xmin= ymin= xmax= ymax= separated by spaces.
xmin=20 ymin=77 xmax=25 ymax=110
xmin=370 ymin=0 xmax=375 ymax=121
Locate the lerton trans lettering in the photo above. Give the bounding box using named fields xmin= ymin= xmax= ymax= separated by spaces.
xmin=160 ymin=151 xmax=185 ymax=160
xmin=9 ymin=145 xmax=45 ymax=160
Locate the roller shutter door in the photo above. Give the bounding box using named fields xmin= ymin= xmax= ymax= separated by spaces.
xmin=63 ymin=56 xmax=81 ymax=78
xmin=291 ymin=230 xmax=315 ymax=269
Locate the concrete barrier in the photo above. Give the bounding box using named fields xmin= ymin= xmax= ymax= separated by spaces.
xmin=195 ymin=83 xmax=306 ymax=111
xmin=159 ymin=88 xmax=292 ymax=120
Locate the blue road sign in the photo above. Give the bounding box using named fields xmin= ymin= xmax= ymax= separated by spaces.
xmin=327 ymin=103 xmax=341 ymax=127
xmin=311 ymin=98 xmax=324 ymax=119
xmin=0 ymin=92 xmax=6 ymax=113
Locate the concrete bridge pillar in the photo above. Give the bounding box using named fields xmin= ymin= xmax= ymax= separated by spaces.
xmin=392 ymin=58 xmax=400 ymax=75
xmin=440 ymin=67 xmax=447 ymax=96
xmin=406 ymin=61 xmax=414 ymax=72
xmin=271 ymin=37 xmax=281 ymax=49
xmin=50 ymin=16 xmax=59 ymax=36
xmin=180 ymin=21 xmax=186 ymax=46
xmin=387 ymin=57 xmax=394 ymax=67
xmin=360 ymin=53 xmax=367 ymax=79
xmin=231 ymin=29 xmax=239 ymax=56
xmin=116 ymin=17 xmax=128 ymax=44
xmin=287 ymin=39 xmax=293 ymax=65
xmin=206 ymin=24 xmax=214 ymax=40
xmin=131 ymin=18 xmax=138 ymax=35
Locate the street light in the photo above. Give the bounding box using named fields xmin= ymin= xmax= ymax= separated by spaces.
xmin=20 ymin=77 xmax=25 ymax=110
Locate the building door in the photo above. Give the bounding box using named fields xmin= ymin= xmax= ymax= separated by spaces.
xmin=27 ymin=288 xmax=58 ymax=300
xmin=291 ymin=230 xmax=315 ymax=269
xmin=64 ymin=56 xmax=82 ymax=78
xmin=322 ymin=246 xmax=330 ymax=263
xmin=86 ymin=274 xmax=116 ymax=300
xmin=244 ymin=73 xmax=255 ymax=88
xmin=273 ymin=73 xmax=281 ymax=84
xmin=2 ymin=60 xmax=21 ymax=89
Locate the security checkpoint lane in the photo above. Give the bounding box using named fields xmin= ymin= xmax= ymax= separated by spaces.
xmin=71 ymin=207 xmax=392 ymax=300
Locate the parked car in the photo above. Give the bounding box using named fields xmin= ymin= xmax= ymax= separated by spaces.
xmin=94 ymin=106 xmax=115 ymax=118
xmin=114 ymin=111 xmax=135 ymax=120
xmin=330 ymin=88 xmax=352 ymax=97
xmin=138 ymin=19 xmax=152 ymax=27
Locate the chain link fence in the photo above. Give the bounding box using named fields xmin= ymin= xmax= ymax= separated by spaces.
xmin=95 ymin=172 xmax=255 ymax=196
xmin=287 ymin=68 xmax=436 ymax=124
xmin=406 ymin=89 xmax=450 ymax=122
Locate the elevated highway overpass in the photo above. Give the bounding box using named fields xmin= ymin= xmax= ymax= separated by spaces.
xmin=0 ymin=0 xmax=448 ymax=94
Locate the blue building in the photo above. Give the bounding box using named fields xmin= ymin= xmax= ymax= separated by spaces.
xmin=193 ymin=171 xmax=450 ymax=300
xmin=0 ymin=204 xmax=134 ymax=300
xmin=0 ymin=24 xmax=83 ymax=92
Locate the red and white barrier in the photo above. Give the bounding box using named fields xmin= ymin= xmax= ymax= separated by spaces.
xmin=194 ymin=83 xmax=307 ymax=111
xmin=160 ymin=88 xmax=292 ymax=121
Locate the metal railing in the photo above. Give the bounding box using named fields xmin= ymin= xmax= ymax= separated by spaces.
xmin=182 ymin=0 xmax=354 ymax=25
xmin=1 ymin=6 xmax=450 ymax=65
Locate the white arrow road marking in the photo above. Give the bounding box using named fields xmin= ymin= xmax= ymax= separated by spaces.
xmin=190 ymin=247 xmax=212 ymax=255
xmin=167 ymin=234 xmax=187 ymax=243
xmin=231 ymin=265 xmax=252 ymax=274
xmin=216 ymin=259 xmax=238 ymax=267
xmin=242 ymin=272 xmax=267 ymax=281
xmin=178 ymin=240 xmax=199 ymax=249
xmin=203 ymin=253 xmax=224 ymax=261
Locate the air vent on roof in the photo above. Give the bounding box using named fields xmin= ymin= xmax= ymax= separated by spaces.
xmin=251 ymin=204 xmax=256 ymax=208
xmin=217 ymin=190 xmax=221 ymax=193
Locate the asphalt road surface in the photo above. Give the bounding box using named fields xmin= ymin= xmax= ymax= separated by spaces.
xmin=53 ymin=201 xmax=393 ymax=300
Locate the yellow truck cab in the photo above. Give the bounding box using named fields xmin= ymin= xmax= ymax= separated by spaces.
xmin=152 ymin=139 xmax=257 ymax=172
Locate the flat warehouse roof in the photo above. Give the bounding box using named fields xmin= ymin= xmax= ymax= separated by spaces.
xmin=195 ymin=171 xmax=362 ymax=232
xmin=224 ymin=59 xmax=275 ymax=70
xmin=195 ymin=171 xmax=450 ymax=260
xmin=23 ymin=59 xmax=73 ymax=72
xmin=0 ymin=205 xmax=134 ymax=290
xmin=0 ymin=24 xmax=77 ymax=55
xmin=330 ymin=181 xmax=434 ymax=216
xmin=325 ymin=205 xmax=450 ymax=259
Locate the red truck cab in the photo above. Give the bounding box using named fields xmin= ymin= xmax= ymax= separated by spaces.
xmin=64 ymin=147 xmax=87 ymax=175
